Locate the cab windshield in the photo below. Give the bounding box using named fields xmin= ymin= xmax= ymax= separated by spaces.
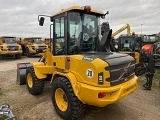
xmin=2 ymin=37 xmax=16 ymax=44
xmin=29 ymin=38 xmax=43 ymax=44
xmin=68 ymin=12 xmax=101 ymax=53
xmin=119 ymin=36 xmax=141 ymax=52
xmin=143 ymin=35 xmax=158 ymax=43
xmin=119 ymin=37 xmax=135 ymax=51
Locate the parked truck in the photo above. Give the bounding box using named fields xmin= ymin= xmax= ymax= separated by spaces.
xmin=0 ymin=36 xmax=22 ymax=59
xmin=18 ymin=37 xmax=47 ymax=57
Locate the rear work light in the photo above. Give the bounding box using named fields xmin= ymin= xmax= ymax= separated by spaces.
xmin=84 ymin=5 xmax=91 ymax=12
xmin=129 ymin=52 xmax=135 ymax=58
xmin=98 ymin=92 xmax=107 ymax=98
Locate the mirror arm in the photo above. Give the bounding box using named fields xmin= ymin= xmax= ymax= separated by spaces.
xmin=38 ymin=15 xmax=51 ymax=22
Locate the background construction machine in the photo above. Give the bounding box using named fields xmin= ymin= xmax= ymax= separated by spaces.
xmin=18 ymin=37 xmax=47 ymax=57
xmin=111 ymin=24 xmax=131 ymax=50
xmin=113 ymin=29 xmax=160 ymax=89
xmin=17 ymin=5 xmax=138 ymax=120
xmin=0 ymin=36 xmax=22 ymax=59
xmin=112 ymin=24 xmax=131 ymax=37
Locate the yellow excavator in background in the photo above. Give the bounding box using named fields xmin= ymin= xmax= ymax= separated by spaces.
xmin=112 ymin=23 xmax=141 ymax=65
xmin=112 ymin=24 xmax=131 ymax=37
xmin=111 ymin=24 xmax=131 ymax=49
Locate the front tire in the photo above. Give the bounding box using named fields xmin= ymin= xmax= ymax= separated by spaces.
xmin=26 ymin=66 xmax=44 ymax=95
xmin=15 ymin=54 xmax=21 ymax=59
xmin=26 ymin=48 xmax=31 ymax=57
xmin=0 ymin=55 xmax=3 ymax=60
xmin=51 ymin=77 xmax=86 ymax=120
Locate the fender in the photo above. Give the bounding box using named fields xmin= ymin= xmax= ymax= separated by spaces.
xmin=51 ymin=71 xmax=83 ymax=102
xmin=32 ymin=62 xmax=48 ymax=79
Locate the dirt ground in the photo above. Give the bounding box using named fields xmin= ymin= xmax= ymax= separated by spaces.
xmin=0 ymin=57 xmax=160 ymax=120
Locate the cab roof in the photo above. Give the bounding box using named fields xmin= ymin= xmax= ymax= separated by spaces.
xmin=0 ymin=36 xmax=16 ymax=38
xmin=24 ymin=37 xmax=42 ymax=39
xmin=52 ymin=5 xmax=104 ymax=17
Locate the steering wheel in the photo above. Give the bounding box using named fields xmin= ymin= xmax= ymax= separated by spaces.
xmin=55 ymin=48 xmax=64 ymax=54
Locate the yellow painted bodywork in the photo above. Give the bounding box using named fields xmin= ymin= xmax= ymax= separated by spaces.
xmin=0 ymin=37 xmax=22 ymax=55
xmin=76 ymin=75 xmax=137 ymax=106
xmin=27 ymin=73 xmax=33 ymax=88
xmin=55 ymin=88 xmax=68 ymax=111
xmin=120 ymin=51 xmax=140 ymax=64
xmin=30 ymin=49 xmax=138 ymax=107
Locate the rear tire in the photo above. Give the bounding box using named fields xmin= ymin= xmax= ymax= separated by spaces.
xmin=51 ymin=77 xmax=86 ymax=120
xmin=0 ymin=55 xmax=3 ymax=60
xmin=26 ymin=48 xmax=31 ymax=57
xmin=26 ymin=66 xmax=44 ymax=95
xmin=15 ymin=54 xmax=21 ymax=59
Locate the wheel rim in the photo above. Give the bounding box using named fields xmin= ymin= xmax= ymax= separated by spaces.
xmin=27 ymin=73 xmax=33 ymax=88
xmin=55 ymin=88 xmax=68 ymax=111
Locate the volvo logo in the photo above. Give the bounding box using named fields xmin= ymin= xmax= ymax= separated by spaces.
xmin=123 ymin=66 xmax=128 ymax=74
xmin=118 ymin=62 xmax=131 ymax=81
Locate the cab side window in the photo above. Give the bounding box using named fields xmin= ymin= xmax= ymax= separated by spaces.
xmin=135 ymin=38 xmax=141 ymax=51
xmin=54 ymin=17 xmax=65 ymax=55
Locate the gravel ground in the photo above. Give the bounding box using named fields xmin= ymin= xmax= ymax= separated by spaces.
xmin=0 ymin=57 xmax=160 ymax=120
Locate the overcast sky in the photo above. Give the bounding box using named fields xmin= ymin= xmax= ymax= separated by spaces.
xmin=0 ymin=0 xmax=159 ymax=38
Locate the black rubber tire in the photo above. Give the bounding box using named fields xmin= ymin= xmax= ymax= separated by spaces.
xmin=26 ymin=48 xmax=31 ymax=57
xmin=15 ymin=54 xmax=21 ymax=59
xmin=26 ymin=66 xmax=44 ymax=95
xmin=51 ymin=77 xmax=86 ymax=120
xmin=0 ymin=55 xmax=3 ymax=60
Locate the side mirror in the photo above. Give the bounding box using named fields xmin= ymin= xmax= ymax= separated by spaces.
xmin=101 ymin=22 xmax=110 ymax=36
xmin=39 ymin=17 xmax=45 ymax=26
xmin=101 ymin=11 xmax=109 ymax=19
xmin=101 ymin=15 xmax=105 ymax=19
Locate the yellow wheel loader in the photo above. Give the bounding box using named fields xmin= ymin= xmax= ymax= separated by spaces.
xmin=0 ymin=36 xmax=22 ymax=59
xmin=17 ymin=5 xmax=138 ymax=120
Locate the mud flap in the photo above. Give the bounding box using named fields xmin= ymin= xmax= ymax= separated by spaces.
xmin=16 ymin=63 xmax=31 ymax=85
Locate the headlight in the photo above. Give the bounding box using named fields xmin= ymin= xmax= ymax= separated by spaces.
xmin=32 ymin=46 xmax=35 ymax=50
xmin=0 ymin=46 xmax=3 ymax=50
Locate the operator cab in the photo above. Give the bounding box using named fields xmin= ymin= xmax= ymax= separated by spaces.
xmin=39 ymin=6 xmax=111 ymax=55
xmin=28 ymin=37 xmax=44 ymax=44
xmin=118 ymin=35 xmax=142 ymax=52
xmin=1 ymin=37 xmax=17 ymax=44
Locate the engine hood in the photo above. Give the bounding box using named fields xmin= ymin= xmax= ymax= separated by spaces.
xmin=82 ymin=52 xmax=135 ymax=66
